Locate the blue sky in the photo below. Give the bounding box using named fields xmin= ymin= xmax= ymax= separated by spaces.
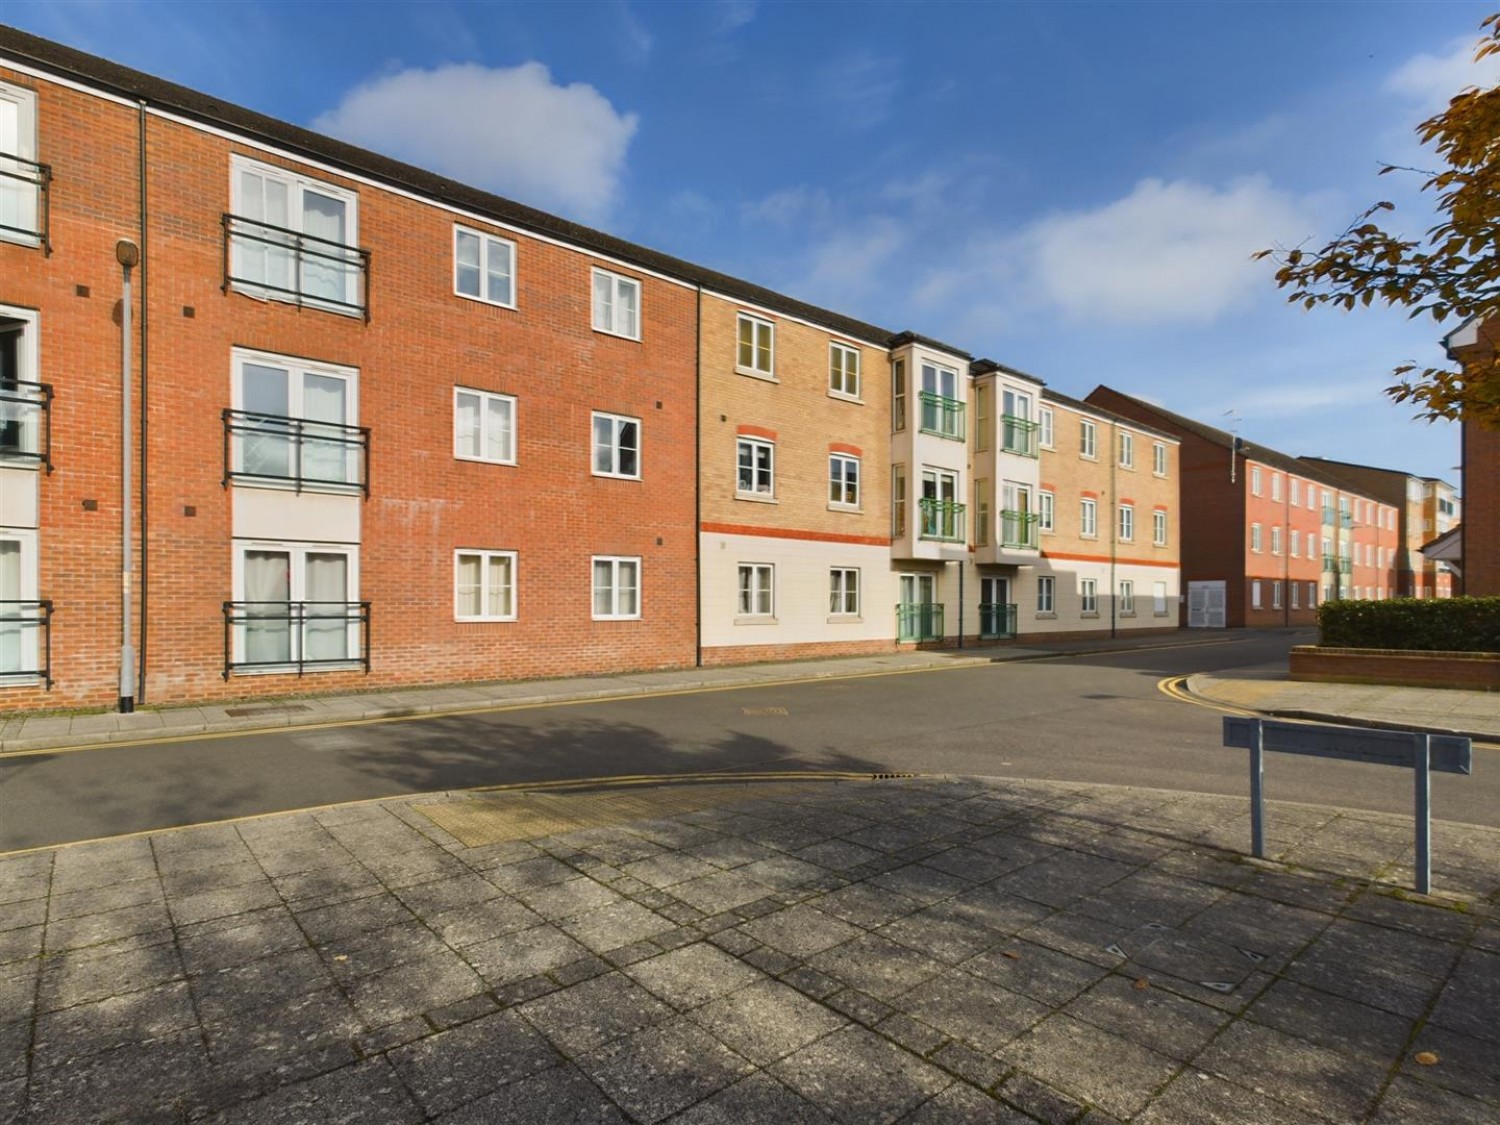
xmin=10 ymin=0 xmax=1491 ymax=484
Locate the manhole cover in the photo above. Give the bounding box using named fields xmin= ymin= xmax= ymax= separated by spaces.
xmin=1105 ymin=922 xmax=1265 ymax=994
xmin=741 ymin=706 xmax=788 ymax=716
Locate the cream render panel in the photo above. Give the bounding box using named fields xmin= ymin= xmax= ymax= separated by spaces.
xmin=232 ymin=487 xmax=361 ymax=544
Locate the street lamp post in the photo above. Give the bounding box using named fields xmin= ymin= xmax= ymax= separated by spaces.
xmin=117 ymin=238 xmax=139 ymax=714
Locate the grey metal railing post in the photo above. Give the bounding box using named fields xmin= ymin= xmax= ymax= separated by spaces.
xmin=1415 ymin=733 xmax=1432 ymax=895
xmin=1249 ymin=719 xmax=1265 ymax=858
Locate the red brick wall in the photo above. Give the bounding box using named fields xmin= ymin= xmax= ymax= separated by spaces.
xmin=4 ymin=72 xmax=700 ymax=712
xmin=1466 ymin=419 xmax=1500 ymax=596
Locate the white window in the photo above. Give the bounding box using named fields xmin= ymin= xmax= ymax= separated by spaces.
xmin=974 ymin=384 xmax=991 ymax=453
xmin=1080 ymin=578 xmax=1098 ymax=614
xmin=1039 ymin=407 xmax=1054 ymax=449
xmin=1251 ymin=467 xmax=1262 ymax=496
xmin=920 ymin=362 xmax=963 ymax=439
xmin=1271 ymin=526 xmax=1282 ymax=555
xmin=1152 ymin=581 xmax=1168 ymax=616
xmin=829 ymin=568 xmax=859 ymax=616
xmin=454 ymin=550 xmax=516 ymax=621
xmin=1080 ymin=498 xmax=1097 ymax=538
xmin=1291 ymin=582 xmax=1301 ymax=610
xmin=892 ymin=360 xmax=906 ymax=432
xmin=1152 ymin=510 xmax=1167 ymax=546
xmin=454 ymin=226 xmax=516 ymax=307
xmin=231 ymin=349 xmax=360 ymax=489
xmin=230 ymin=156 xmax=361 ymax=313
xmin=1290 ymin=478 xmax=1301 ymax=506
xmin=737 ymin=563 xmax=774 ymax=617
xmin=1036 ymin=575 xmax=1055 ymax=614
xmin=892 ymin=464 xmax=907 ymax=536
xmin=232 ymin=542 xmax=360 ymax=670
xmin=592 ymin=269 xmax=640 ymax=339
xmin=829 ymin=454 xmax=860 ymax=508
xmin=0 ymin=530 xmax=40 ymax=678
xmin=592 ymin=412 xmax=640 ymax=478
xmin=1152 ymin=442 xmax=1167 ymax=476
xmin=1118 ymin=432 xmax=1134 ymax=469
xmin=1251 ymin=580 xmax=1263 ymax=609
xmin=1119 ymin=580 xmax=1135 ymax=614
xmin=592 ymin=556 xmax=640 ymax=619
xmin=1250 ymin=523 xmax=1262 ymax=552
xmin=1272 ymin=581 xmax=1282 ymax=609
xmin=737 ymin=438 xmax=774 ymax=497
xmin=1309 ymin=582 xmax=1318 ymax=607
xmin=454 ymin=388 xmax=516 ymax=465
xmin=1271 ymin=474 xmax=1282 ymax=502
xmin=1290 ymin=530 xmax=1300 ymax=557
xmin=829 ymin=343 xmax=860 ymax=398
xmin=1080 ymin=419 xmax=1097 ymax=459
xmin=974 ymin=478 xmax=991 ymax=547
xmin=0 ymin=305 xmax=44 ymax=465
xmin=737 ymin=313 xmax=775 ymax=377
xmin=1038 ymin=490 xmax=1055 ymax=533
xmin=0 ymin=82 xmax=41 ymax=247
xmin=1118 ymin=505 xmax=1134 ymax=542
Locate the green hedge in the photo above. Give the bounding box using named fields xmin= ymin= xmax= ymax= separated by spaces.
xmin=1318 ymin=597 xmax=1500 ymax=653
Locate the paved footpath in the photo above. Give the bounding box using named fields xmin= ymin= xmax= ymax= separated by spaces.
xmin=3 ymin=775 xmax=1496 ymax=1123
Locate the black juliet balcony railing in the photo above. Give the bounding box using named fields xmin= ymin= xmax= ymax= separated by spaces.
xmin=0 ymin=153 xmax=51 ymax=252
xmin=0 ymin=600 xmax=53 ymax=688
xmin=222 ymin=601 xmax=371 ymax=679
xmin=0 ymin=380 xmax=53 ymax=470
xmin=222 ymin=214 xmax=370 ymax=319
xmin=223 ymin=409 xmax=370 ymax=495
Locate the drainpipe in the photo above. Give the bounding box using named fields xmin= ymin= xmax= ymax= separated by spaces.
xmin=116 ymin=238 xmax=140 ymax=713
xmin=1109 ymin=423 xmax=1117 ymax=639
xmin=693 ymin=286 xmax=702 ymax=667
xmin=136 ymin=99 xmax=149 ymax=702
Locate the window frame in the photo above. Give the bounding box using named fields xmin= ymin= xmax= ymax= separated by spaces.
xmin=736 ymin=312 xmax=776 ymax=378
xmin=1038 ymin=407 xmax=1054 ymax=450
xmin=1038 ymin=490 xmax=1055 ymax=533
xmin=736 ymin=437 xmax=775 ymax=499
xmin=829 ymin=453 xmax=861 ymax=510
xmin=737 ymin=562 xmax=775 ymax=619
xmin=1118 ymin=504 xmax=1134 ymax=542
xmin=1036 ymin=574 xmax=1055 ymax=615
xmin=0 ymin=527 xmax=41 ymax=681
xmin=829 ymin=342 xmax=861 ymax=399
xmin=1118 ymin=431 xmax=1134 ymax=469
xmin=1152 ymin=441 xmax=1167 ymax=477
xmin=1152 ymin=509 xmax=1167 ymax=546
xmin=1079 ymin=419 xmax=1097 ymax=460
xmin=829 ymin=567 xmax=860 ymax=617
xmin=1080 ymin=577 xmax=1098 ymax=615
xmin=1251 ymin=466 xmax=1262 ymax=496
xmin=1250 ymin=523 xmax=1262 ymax=553
xmin=0 ymin=82 xmax=41 ymax=250
xmin=230 ymin=347 xmax=361 ymax=492
xmin=453 ymin=387 xmax=517 ymax=466
xmin=453 ymin=549 xmax=518 ymax=622
xmin=453 ymin=225 xmax=517 ymax=309
xmin=591 ymin=268 xmax=641 ymax=340
xmin=229 ymin=539 xmax=362 ymax=671
xmin=591 ymin=411 xmax=641 ymax=480
xmin=1119 ymin=579 xmax=1135 ymax=615
xmin=1080 ymin=498 xmax=1097 ymax=538
xmin=591 ymin=555 xmax=641 ymax=620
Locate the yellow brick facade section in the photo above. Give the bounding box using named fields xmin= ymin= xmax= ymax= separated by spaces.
xmin=699 ymin=293 xmax=890 ymax=540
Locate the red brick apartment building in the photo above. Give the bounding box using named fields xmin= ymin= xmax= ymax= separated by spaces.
xmin=1087 ymin=388 xmax=1399 ymax=628
xmin=1443 ymin=318 xmax=1500 ymax=597
xmin=0 ymin=27 xmax=922 ymax=711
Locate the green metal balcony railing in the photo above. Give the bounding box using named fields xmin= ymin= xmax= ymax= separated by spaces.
xmin=897 ymin=602 xmax=944 ymax=642
xmin=1321 ymin=508 xmax=1336 ymax=525
xmin=918 ymin=392 xmax=965 ymax=440
xmin=1322 ymin=554 xmax=1337 ymax=572
xmin=999 ymin=510 xmax=1038 ymax=549
xmin=979 ymin=602 xmax=1017 ymax=640
xmin=999 ymin=415 xmax=1038 ymax=457
xmin=918 ymin=498 xmax=966 ymax=542
xmin=1340 ymin=512 xmax=1354 ymax=529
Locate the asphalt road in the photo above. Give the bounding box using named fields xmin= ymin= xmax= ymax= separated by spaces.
xmin=3 ymin=630 xmax=1493 ymax=851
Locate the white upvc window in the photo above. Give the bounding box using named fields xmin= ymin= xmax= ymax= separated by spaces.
xmin=1080 ymin=498 xmax=1097 ymax=538
xmin=454 ymin=550 xmax=517 ymax=621
xmin=1153 ymin=581 xmax=1168 ymax=616
xmin=829 ymin=453 xmax=860 ymax=508
xmin=1038 ymin=407 xmax=1054 ymax=449
xmin=231 ymin=349 xmax=361 ymax=490
xmin=1250 ymin=523 xmax=1262 ymax=552
xmin=1290 ymin=478 xmax=1301 ymax=506
xmin=737 ymin=313 xmax=775 ymax=377
xmin=1252 ymin=580 xmax=1263 ymax=609
xmin=1290 ymin=529 xmax=1300 ymax=557
xmin=454 ymin=388 xmax=516 ymax=464
xmin=1153 ymin=510 xmax=1168 ymax=546
xmin=737 ymin=563 xmax=774 ymax=617
xmin=1152 ymin=442 xmax=1167 ymax=476
xmin=592 ymin=268 xmax=640 ymax=339
xmin=1291 ymin=582 xmax=1301 ymax=610
xmin=230 ymin=156 xmax=361 ymax=313
xmin=1271 ymin=474 xmax=1282 ymax=502
xmin=737 ymin=438 xmax=774 ymax=497
xmin=1079 ymin=419 xmax=1097 ymax=459
xmin=974 ymin=478 xmax=991 ymax=547
xmin=1118 ymin=504 xmax=1134 ymax=542
xmin=1080 ymin=578 xmax=1098 ymax=614
xmin=0 ymin=82 xmax=41 ymax=248
xmin=974 ymin=384 xmax=991 ymax=453
xmin=1271 ymin=526 xmax=1282 ymax=555
xmin=592 ymin=412 xmax=641 ymax=479
xmin=231 ymin=541 xmax=360 ymax=670
xmin=454 ymin=226 xmax=516 ymax=307
xmin=0 ymin=529 xmax=40 ymax=679
xmin=892 ymin=360 xmax=907 ymax=432
xmin=1038 ymin=490 xmax=1055 ymax=533
xmin=1119 ymin=580 xmax=1135 ymax=615
xmin=1118 ymin=431 xmax=1134 ymax=469
xmin=829 ymin=568 xmax=860 ymax=616
xmin=1272 ymin=580 xmax=1283 ymax=610
xmin=0 ymin=304 xmax=44 ymax=466
xmin=829 ymin=343 xmax=860 ymax=398
xmin=591 ymin=556 xmax=640 ymax=619
xmin=1251 ymin=466 xmax=1262 ymax=496
xmin=1036 ymin=575 xmax=1055 ymax=614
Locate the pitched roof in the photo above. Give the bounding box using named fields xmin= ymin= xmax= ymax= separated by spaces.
xmin=1042 ymin=388 xmax=1179 ymax=442
xmin=0 ymin=23 xmax=902 ymax=349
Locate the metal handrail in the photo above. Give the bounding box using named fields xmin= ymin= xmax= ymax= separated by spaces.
xmin=999 ymin=510 xmax=1038 ymax=549
xmin=918 ymin=497 xmax=966 ymax=542
xmin=0 ymin=379 xmax=53 ymax=470
xmin=222 ymin=213 xmax=370 ymax=319
xmin=222 ymin=408 xmax=370 ymax=496
xmin=0 ymin=152 xmax=51 ymax=252
xmin=0 ymin=599 xmax=53 ymax=688
xmin=978 ymin=602 xmax=1018 ymax=639
xmin=1000 ymin=415 xmax=1038 ymax=457
xmin=918 ymin=391 xmax=965 ymax=440
xmin=222 ymin=600 xmax=371 ymax=679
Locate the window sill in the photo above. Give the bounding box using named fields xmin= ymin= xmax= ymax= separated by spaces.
xmin=1080 ymin=611 xmax=1100 ymax=619
xmin=592 ymin=471 xmax=642 ymax=482
xmin=1080 ymin=454 xmax=1098 ymax=462
xmin=591 ymin=615 xmax=642 ymax=622
xmin=828 ymin=503 xmax=862 ymax=514
xmin=455 ymin=454 xmax=517 ymax=468
xmin=827 ymin=615 xmax=863 ymax=624
xmin=455 ymin=616 xmax=518 ymax=624
xmin=828 ymin=391 xmax=863 ymax=405
xmin=454 ymin=290 xmax=518 ymax=311
xmin=1120 ymin=612 xmax=1136 ymax=619
xmin=734 ymin=615 xmax=778 ymax=626
xmin=229 ymin=661 xmax=364 ymax=677
xmin=736 ymin=492 xmax=778 ymax=504
xmin=593 ymin=326 xmax=641 ymax=343
xmin=1034 ymin=611 xmax=1057 ymax=620
xmin=0 ymin=675 xmax=44 ymax=688
xmin=736 ymin=367 xmax=778 ymax=383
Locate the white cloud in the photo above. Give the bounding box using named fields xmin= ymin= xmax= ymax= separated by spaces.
xmin=1386 ymin=34 xmax=1500 ymax=109
xmin=742 ymin=185 xmax=833 ymax=228
xmin=1023 ymin=176 xmax=1322 ymax=324
xmin=715 ymin=0 xmax=757 ymax=33
xmin=823 ymin=51 xmax=899 ymax=129
xmin=615 ymin=2 xmax=654 ymax=65
xmin=312 ymin=63 xmax=638 ymax=221
xmin=790 ymin=217 xmax=908 ymax=308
